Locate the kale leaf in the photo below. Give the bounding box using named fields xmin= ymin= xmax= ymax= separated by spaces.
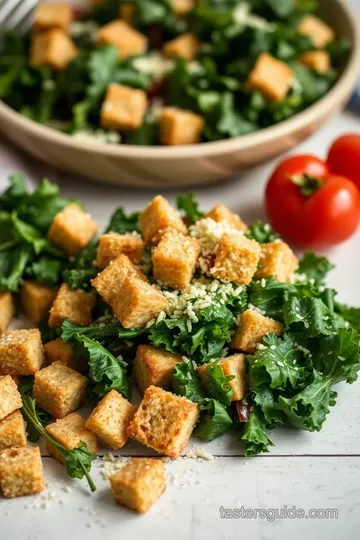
xmin=195 ymin=398 xmax=233 ymax=441
xmin=172 ymin=361 xmax=205 ymax=403
xmin=176 ymin=193 xmax=203 ymax=223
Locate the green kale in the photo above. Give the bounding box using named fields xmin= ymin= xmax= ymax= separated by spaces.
xmin=105 ymin=207 xmax=141 ymax=234
xmin=238 ymin=408 xmax=274 ymax=457
xmin=283 ymin=296 xmax=335 ymax=337
xmin=176 ymin=193 xmax=203 ymax=223
xmin=335 ymin=303 xmax=360 ymax=332
xmin=245 ymin=221 xmax=279 ymax=243
xmin=172 ymin=361 xmax=205 ymax=403
xmin=61 ymin=319 xmax=144 ymax=344
xmin=126 ymin=116 xmax=160 ymax=145
xmin=206 ymin=360 xmax=234 ymax=406
xmin=18 ymin=377 xmax=51 ymax=442
xmin=298 ymin=251 xmax=335 ymax=285
xmin=194 ymin=398 xmax=233 ymax=441
xmin=26 ymin=256 xmax=63 ymax=287
xmin=62 ymin=242 xmax=98 ymax=289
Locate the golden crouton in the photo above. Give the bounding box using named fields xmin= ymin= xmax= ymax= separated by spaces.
xmin=127 ymin=385 xmax=199 ymax=458
xmin=298 ymin=50 xmax=331 ymax=74
xmin=232 ymin=309 xmax=283 ymax=353
xmin=152 ymin=229 xmax=201 ymax=290
xmin=247 ymin=52 xmax=294 ymax=102
xmin=101 ymin=83 xmax=148 ymax=131
xmin=47 ymin=203 xmax=98 ymax=257
xmin=0 ymin=329 xmax=44 ymax=376
xmin=119 ymin=2 xmax=135 ymax=24
xmin=33 ymin=361 xmax=87 ymax=419
xmin=171 ymin=0 xmax=195 ymax=16
xmin=160 ymin=107 xmax=204 ymax=146
xmin=110 ymin=458 xmax=166 ymax=513
xmin=212 ymin=232 xmax=261 ymax=285
xmin=34 ymin=3 xmax=73 ymax=32
xmin=255 ymin=241 xmax=299 ymax=283
xmin=30 ymin=29 xmax=78 ymax=71
xmin=197 ymin=354 xmax=247 ymax=401
xmin=20 ymin=281 xmax=57 ymax=324
xmin=0 ymin=376 xmax=22 ymax=421
xmin=48 ymin=283 xmax=96 ymax=328
xmin=85 ymin=390 xmax=136 ymax=450
xmin=96 ymin=233 xmax=144 ymax=269
xmin=298 ymin=15 xmax=335 ymax=48
xmin=133 ymin=345 xmax=182 ymax=395
xmin=0 ymin=447 xmax=44 ymax=498
xmin=0 ymin=292 xmax=15 ymax=333
xmin=92 ymin=254 xmax=147 ymax=307
xmin=96 ymin=20 xmax=147 ymax=59
xmin=43 ymin=338 xmax=86 ymax=373
xmin=140 ymin=195 xmax=187 ymax=245
xmin=205 ymin=204 xmax=247 ymax=232
xmin=0 ymin=411 xmax=27 ymax=451
xmin=163 ymin=33 xmax=201 ymax=61
xmin=113 ymin=277 xmax=168 ymax=329
xmin=46 ymin=413 xmax=97 ymax=464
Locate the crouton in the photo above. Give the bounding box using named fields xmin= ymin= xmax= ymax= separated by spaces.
xmin=0 ymin=411 xmax=27 ymax=451
xmin=96 ymin=20 xmax=147 ymax=59
xmin=0 ymin=447 xmax=44 ymax=498
xmin=113 ymin=277 xmax=168 ymax=329
xmin=0 ymin=329 xmax=44 ymax=376
xmin=30 ymin=29 xmax=78 ymax=71
xmin=46 ymin=413 xmax=97 ymax=464
xmin=160 ymin=107 xmax=204 ymax=146
xmin=298 ymin=50 xmax=331 ymax=74
xmin=127 ymin=386 xmax=199 ymax=458
xmin=0 ymin=376 xmax=22 ymax=421
xmin=255 ymin=241 xmax=299 ymax=283
xmin=43 ymin=338 xmax=86 ymax=373
xmin=140 ymin=195 xmax=187 ymax=245
xmin=247 ymin=52 xmax=294 ymax=102
xmin=205 ymin=204 xmax=247 ymax=232
xmin=212 ymin=232 xmax=261 ymax=285
xmin=197 ymin=354 xmax=247 ymax=401
xmin=101 ymin=83 xmax=148 ymax=131
xmin=171 ymin=0 xmax=195 ymax=16
xmin=20 ymin=281 xmax=57 ymax=324
xmin=110 ymin=458 xmax=166 ymax=513
xmin=34 ymin=3 xmax=73 ymax=32
xmin=92 ymin=254 xmax=147 ymax=307
xmin=33 ymin=362 xmax=87 ymax=419
xmin=0 ymin=292 xmax=15 ymax=333
xmin=133 ymin=345 xmax=182 ymax=395
xmin=232 ymin=309 xmax=284 ymax=353
xmin=96 ymin=233 xmax=144 ymax=269
xmin=48 ymin=283 xmax=96 ymax=328
xmin=119 ymin=2 xmax=135 ymax=24
xmin=85 ymin=390 xmax=136 ymax=450
xmin=298 ymin=15 xmax=335 ymax=48
xmin=47 ymin=203 xmax=98 ymax=257
xmin=163 ymin=33 xmax=201 ymax=61
xmin=152 ymin=229 xmax=201 ymax=290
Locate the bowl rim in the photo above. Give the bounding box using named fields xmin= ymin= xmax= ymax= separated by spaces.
xmin=0 ymin=0 xmax=359 ymax=160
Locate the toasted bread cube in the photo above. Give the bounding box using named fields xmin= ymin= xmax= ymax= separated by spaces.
xmin=33 ymin=361 xmax=87 ymax=419
xmin=0 ymin=292 xmax=15 ymax=333
xmin=255 ymin=241 xmax=298 ymax=283
xmin=48 ymin=283 xmax=95 ymax=328
xmin=96 ymin=20 xmax=147 ymax=59
xmin=47 ymin=203 xmax=98 ymax=257
xmin=160 ymin=107 xmax=204 ymax=146
xmin=134 ymin=345 xmax=182 ymax=395
xmin=113 ymin=277 xmax=167 ymax=329
xmin=127 ymin=386 xmax=199 ymax=458
xmin=119 ymin=2 xmax=135 ymax=24
xmin=43 ymin=338 xmax=86 ymax=373
xmin=205 ymin=204 xmax=247 ymax=232
xmin=0 ymin=447 xmax=44 ymax=498
xmin=163 ymin=33 xmax=200 ymax=61
xmin=197 ymin=354 xmax=247 ymax=401
xmin=232 ymin=309 xmax=284 ymax=353
xmin=298 ymin=15 xmax=335 ymax=48
xmin=101 ymin=83 xmax=148 ymax=131
xmin=85 ymin=390 xmax=136 ymax=450
xmin=171 ymin=0 xmax=195 ymax=16
xmin=92 ymin=254 xmax=147 ymax=307
xmin=30 ymin=29 xmax=78 ymax=71
xmin=212 ymin=233 xmax=261 ymax=285
xmin=96 ymin=233 xmax=144 ymax=269
xmin=46 ymin=413 xmax=97 ymax=463
xmin=34 ymin=3 xmax=73 ymax=32
xmin=110 ymin=458 xmax=166 ymax=513
xmin=0 ymin=329 xmax=44 ymax=376
xmin=0 ymin=411 xmax=27 ymax=451
xmin=20 ymin=281 xmax=57 ymax=324
xmin=247 ymin=53 xmax=294 ymax=102
xmin=0 ymin=376 xmax=22 ymax=421
xmin=298 ymin=50 xmax=331 ymax=74
xmin=140 ymin=195 xmax=187 ymax=245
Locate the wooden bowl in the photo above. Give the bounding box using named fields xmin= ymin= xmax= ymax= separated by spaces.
xmin=0 ymin=0 xmax=359 ymax=187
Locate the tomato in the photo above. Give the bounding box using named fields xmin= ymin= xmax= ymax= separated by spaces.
xmin=265 ymin=155 xmax=360 ymax=249
xmin=327 ymin=134 xmax=360 ymax=191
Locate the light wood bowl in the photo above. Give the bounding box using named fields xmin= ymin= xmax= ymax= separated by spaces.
xmin=0 ymin=0 xmax=359 ymax=187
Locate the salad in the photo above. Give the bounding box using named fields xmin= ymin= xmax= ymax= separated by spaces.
xmin=0 ymin=0 xmax=350 ymax=146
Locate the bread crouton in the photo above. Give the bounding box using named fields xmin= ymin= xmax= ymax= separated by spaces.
xmin=0 ymin=329 xmax=44 ymax=376
xmin=133 ymin=345 xmax=182 ymax=395
xmin=0 ymin=376 xmax=22 ymax=421
xmin=20 ymin=281 xmax=57 ymax=324
xmin=0 ymin=292 xmax=15 ymax=333
xmin=46 ymin=413 xmax=97 ymax=464
xmin=96 ymin=233 xmax=144 ymax=269
xmin=96 ymin=20 xmax=147 ymax=59
xmin=171 ymin=0 xmax=195 ymax=16
xmin=163 ymin=33 xmax=201 ymax=61
xmin=247 ymin=52 xmax=294 ymax=102
xmin=160 ymin=107 xmax=204 ymax=146
xmin=0 ymin=447 xmax=44 ymax=498
xmin=298 ymin=50 xmax=331 ymax=74
xmin=298 ymin=15 xmax=335 ymax=48
xmin=255 ymin=241 xmax=299 ymax=283
xmin=212 ymin=232 xmax=261 ymax=285
xmin=232 ymin=309 xmax=283 ymax=353
xmin=34 ymin=3 xmax=73 ymax=32
xmin=0 ymin=411 xmax=27 ymax=451
xmin=205 ymin=204 xmax=247 ymax=232
xmin=101 ymin=83 xmax=148 ymax=131
xmin=139 ymin=195 xmax=187 ymax=245
xmin=197 ymin=355 xmax=247 ymax=401
xmin=30 ymin=29 xmax=78 ymax=71
xmin=48 ymin=283 xmax=96 ymax=328
xmin=43 ymin=338 xmax=86 ymax=373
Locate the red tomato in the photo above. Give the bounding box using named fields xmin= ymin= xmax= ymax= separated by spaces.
xmin=327 ymin=134 xmax=360 ymax=191
xmin=265 ymin=155 xmax=360 ymax=249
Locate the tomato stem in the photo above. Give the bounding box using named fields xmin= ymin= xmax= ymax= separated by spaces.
xmin=288 ymin=173 xmax=323 ymax=196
